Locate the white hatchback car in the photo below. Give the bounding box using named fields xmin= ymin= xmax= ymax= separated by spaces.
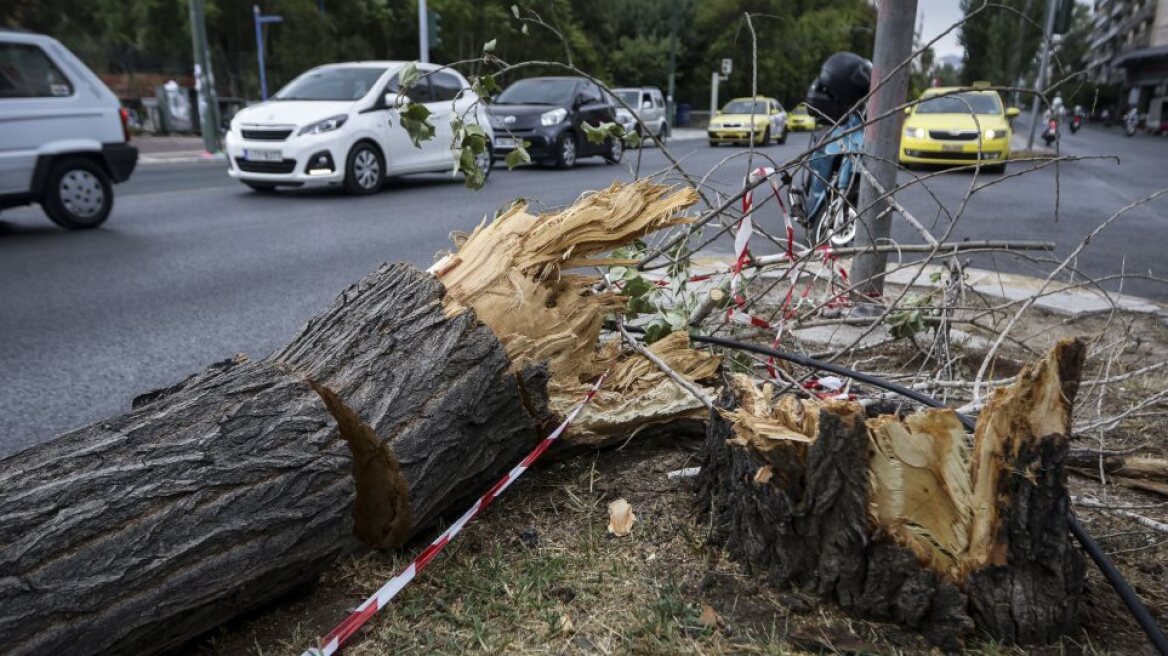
xmin=225 ymin=61 xmax=492 ymax=194
xmin=0 ymin=29 xmax=138 ymax=229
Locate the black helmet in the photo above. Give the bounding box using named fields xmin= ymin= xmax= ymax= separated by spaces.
xmin=806 ymin=52 xmax=872 ymax=122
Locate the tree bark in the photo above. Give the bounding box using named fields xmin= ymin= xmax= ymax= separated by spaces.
xmin=697 ymin=340 xmax=1085 ymax=648
xmin=0 ymin=263 xmax=548 ymax=656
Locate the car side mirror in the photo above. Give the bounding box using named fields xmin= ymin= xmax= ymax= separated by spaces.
xmin=1006 ymin=107 xmax=1021 ymax=118
xmin=904 ymin=106 xmax=912 ymax=114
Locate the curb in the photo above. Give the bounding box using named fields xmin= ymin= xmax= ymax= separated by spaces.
xmin=688 ymin=254 xmax=1166 ymax=322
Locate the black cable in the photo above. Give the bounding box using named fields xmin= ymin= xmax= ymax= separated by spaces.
xmin=615 ymin=324 xmax=1168 ymax=653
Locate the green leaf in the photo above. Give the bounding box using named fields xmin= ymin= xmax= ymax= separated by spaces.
xmin=471 ymin=74 xmax=501 ymax=99
xmin=625 ymin=130 xmax=642 ymax=148
xmin=403 ymin=103 xmax=431 ymax=121
xmin=511 ymin=4 xmax=520 ymax=18
xmin=399 ymin=102 xmax=435 ymax=147
xmin=609 ymin=266 xmax=627 ymax=280
xmin=521 ymin=23 xmax=529 ymax=35
xmin=483 ymin=38 xmax=497 ymax=53
xmin=399 ymin=62 xmax=419 ymax=91
xmin=504 ymin=146 xmax=531 ymax=170
xmin=644 ymin=321 xmax=672 ymax=345
xmin=620 ymin=276 xmax=653 ymax=299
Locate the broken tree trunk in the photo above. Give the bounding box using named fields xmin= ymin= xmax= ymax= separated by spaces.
xmin=697 ymin=339 xmax=1086 ymax=648
xmin=0 ymin=263 xmax=550 ymax=656
xmin=0 ymin=180 xmax=712 ymax=656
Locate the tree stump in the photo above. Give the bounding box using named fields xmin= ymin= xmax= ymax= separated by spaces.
xmin=697 ymin=339 xmax=1086 ymax=648
xmin=0 ymin=263 xmax=548 ymax=656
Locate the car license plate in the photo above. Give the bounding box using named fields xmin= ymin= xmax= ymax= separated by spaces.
xmin=494 ymin=137 xmax=520 ymax=149
xmin=243 ymin=149 xmax=282 ymax=162
xmin=941 ymin=144 xmax=965 ymax=152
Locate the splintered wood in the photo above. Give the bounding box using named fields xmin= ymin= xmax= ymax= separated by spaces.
xmin=434 ymin=181 xmax=720 ymax=448
xmin=699 ymin=339 xmax=1087 ymax=647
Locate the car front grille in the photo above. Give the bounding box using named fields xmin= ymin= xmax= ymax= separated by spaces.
xmin=928 ymin=130 xmax=979 ymax=141
xmin=235 ymin=158 xmax=297 ymax=173
xmin=241 ymin=128 xmax=293 ymax=141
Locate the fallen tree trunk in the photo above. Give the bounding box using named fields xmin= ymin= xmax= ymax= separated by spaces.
xmin=698 ymin=339 xmax=1086 ymax=648
xmin=1067 ymin=452 xmax=1168 ymax=497
xmin=0 ymin=264 xmax=550 ymax=656
xmin=0 ymin=181 xmax=711 ymax=656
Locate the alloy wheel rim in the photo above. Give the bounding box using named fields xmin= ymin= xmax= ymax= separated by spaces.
xmin=59 ymin=170 xmax=104 ymax=218
xmin=611 ymin=138 xmax=623 ymax=161
xmin=563 ymin=138 xmax=576 ymax=166
xmin=354 ymin=149 xmax=380 ymax=189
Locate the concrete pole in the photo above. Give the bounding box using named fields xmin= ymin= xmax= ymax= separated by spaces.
xmin=418 ymin=0 xmax=430 ymax=64
xmin=851 ymin=0 xmax=918 ymax=298
xmin=666 ymin=1 xmax=678 ymax=126
xmin=189 ymin=0 xmax=221 ymax=152
xmin=710 ymin=71 xmax=719 ymax=118
xmin=1026 ymin=0 xmax=1059 ymax=151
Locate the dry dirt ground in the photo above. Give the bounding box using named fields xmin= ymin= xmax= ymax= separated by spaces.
xmin=184 ymin=307 xmax=1168 ymax=656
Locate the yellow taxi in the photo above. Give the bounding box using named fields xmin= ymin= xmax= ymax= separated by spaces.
xmin=707 ymin=96 xmax=788 ymax=145
xmin=786 ymin=102 xmax=817 ymax=131
xmin=899 ymin=84 xmax=1020 ymax=172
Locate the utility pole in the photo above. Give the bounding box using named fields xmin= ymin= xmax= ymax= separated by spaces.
xmin=418 ymin=0 xmax=430 ymax=63
xmin=1026 ymin=0 xmax=1059 ymax=151
xmin=851 ymin=0 xmax=918 ymax=299
xmin=188 ymin=0 xmax=221 ymax=153
xmin=666 ymin=1 xmax=678 ymax=126
xmin=252 ymin=6 xmax=283 ymax=100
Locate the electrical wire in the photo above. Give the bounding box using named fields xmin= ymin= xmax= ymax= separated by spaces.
xmin=615 ymin=324 xmax=1168 ymax=653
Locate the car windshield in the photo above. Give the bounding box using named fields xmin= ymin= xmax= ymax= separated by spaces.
xmin=495 ymin=79 xmax=576 ymax=105
xmin=614 ymin=90 xmax=639 ymax=107
xmin=792 ymin=105 xmax=809 ymax=115
xmin=722 ymin=100 xmax=767 ymax=114
xmin=274 ymin=67 xmax=386 ymax=101
xmin=916 ymin=92 xmax=1002 ymax=115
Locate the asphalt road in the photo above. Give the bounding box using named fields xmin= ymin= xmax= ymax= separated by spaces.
xmin=1 ymin=124 xmax=1165 ymax=455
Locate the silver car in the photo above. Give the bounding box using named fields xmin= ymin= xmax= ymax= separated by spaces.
xmin=612 ymin=86 xmax=669 ymax=145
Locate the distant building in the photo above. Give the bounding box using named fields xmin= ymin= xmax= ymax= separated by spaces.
xmin=936 ymin=54 xmax=964 ymax=71
xmin=1086 ymin=0 xmax=1168 ymax=114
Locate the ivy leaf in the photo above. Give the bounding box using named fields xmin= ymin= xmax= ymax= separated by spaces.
xmin=504 ymin=145 xmax=531 ymax=170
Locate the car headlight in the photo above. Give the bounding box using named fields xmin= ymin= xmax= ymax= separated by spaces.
xmin=540 ymin=108 xmax=568 ymax=126
xmin=904 ymin=126 xmax=925 ymax=138
xmin=984 ymin=129 xmax=1003 ymax=140
xmin=298 ymin=114 xmax=348 ymax=136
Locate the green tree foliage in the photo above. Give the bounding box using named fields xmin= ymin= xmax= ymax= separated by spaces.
xmin=958 ymin=0 xmax=1046 ymax=87
xmin=5 ymin=0 xmax=876 ymax=109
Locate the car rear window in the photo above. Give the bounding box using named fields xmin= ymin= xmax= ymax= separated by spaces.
xmin=496 ymin=78 xmax=577 ymax=105
xmin=0 ymin=43 xmax=74 ymax=98
xmin=916 ymin=92 xmax=1002 ymax=115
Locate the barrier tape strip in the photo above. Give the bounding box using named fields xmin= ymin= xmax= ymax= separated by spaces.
xmin=302 ymin=373 xmax=609 ymax=656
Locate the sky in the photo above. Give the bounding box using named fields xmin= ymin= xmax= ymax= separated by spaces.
xmin=918 ymin=0 xmax=965 ymax=59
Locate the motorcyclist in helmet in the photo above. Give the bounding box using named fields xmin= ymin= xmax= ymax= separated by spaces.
xmin=796 ymin=52 xmax=872 ymax=243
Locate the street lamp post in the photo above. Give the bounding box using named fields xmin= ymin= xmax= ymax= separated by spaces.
xmin=253 ymin=5 xmax=284 ymax=100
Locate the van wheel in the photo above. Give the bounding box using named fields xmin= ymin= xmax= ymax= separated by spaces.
xmin=777 ymin=125 xmax=788 ymax=144
xmin=343 ymin=142 xmax=384 ymax=195
xmin=604 ymin=136 xmax=624 ymax=164
xmin=42 ymin=158 xmax=112 ymax=229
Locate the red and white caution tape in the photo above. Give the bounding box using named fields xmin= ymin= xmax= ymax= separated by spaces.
xmin=302 ymin=373 xmax=608 ymax=656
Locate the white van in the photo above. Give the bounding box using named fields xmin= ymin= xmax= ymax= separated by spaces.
xmin=0 ymin=29 xmax=138 ymax=229
xmin=224 ymin=62 xmax=493 ymax=194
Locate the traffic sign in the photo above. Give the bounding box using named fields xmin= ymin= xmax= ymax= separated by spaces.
xmin=721 ymin=58 xmax=732 ymax=75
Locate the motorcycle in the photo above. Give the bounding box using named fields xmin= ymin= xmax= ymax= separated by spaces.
xmin=786 ymin=113 xmax=863 ymax=247
xmin=1042 ymin=118 xmax=1059 ymax=146
xmin=1070 ymin=114 xmax=1082 ymax=134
